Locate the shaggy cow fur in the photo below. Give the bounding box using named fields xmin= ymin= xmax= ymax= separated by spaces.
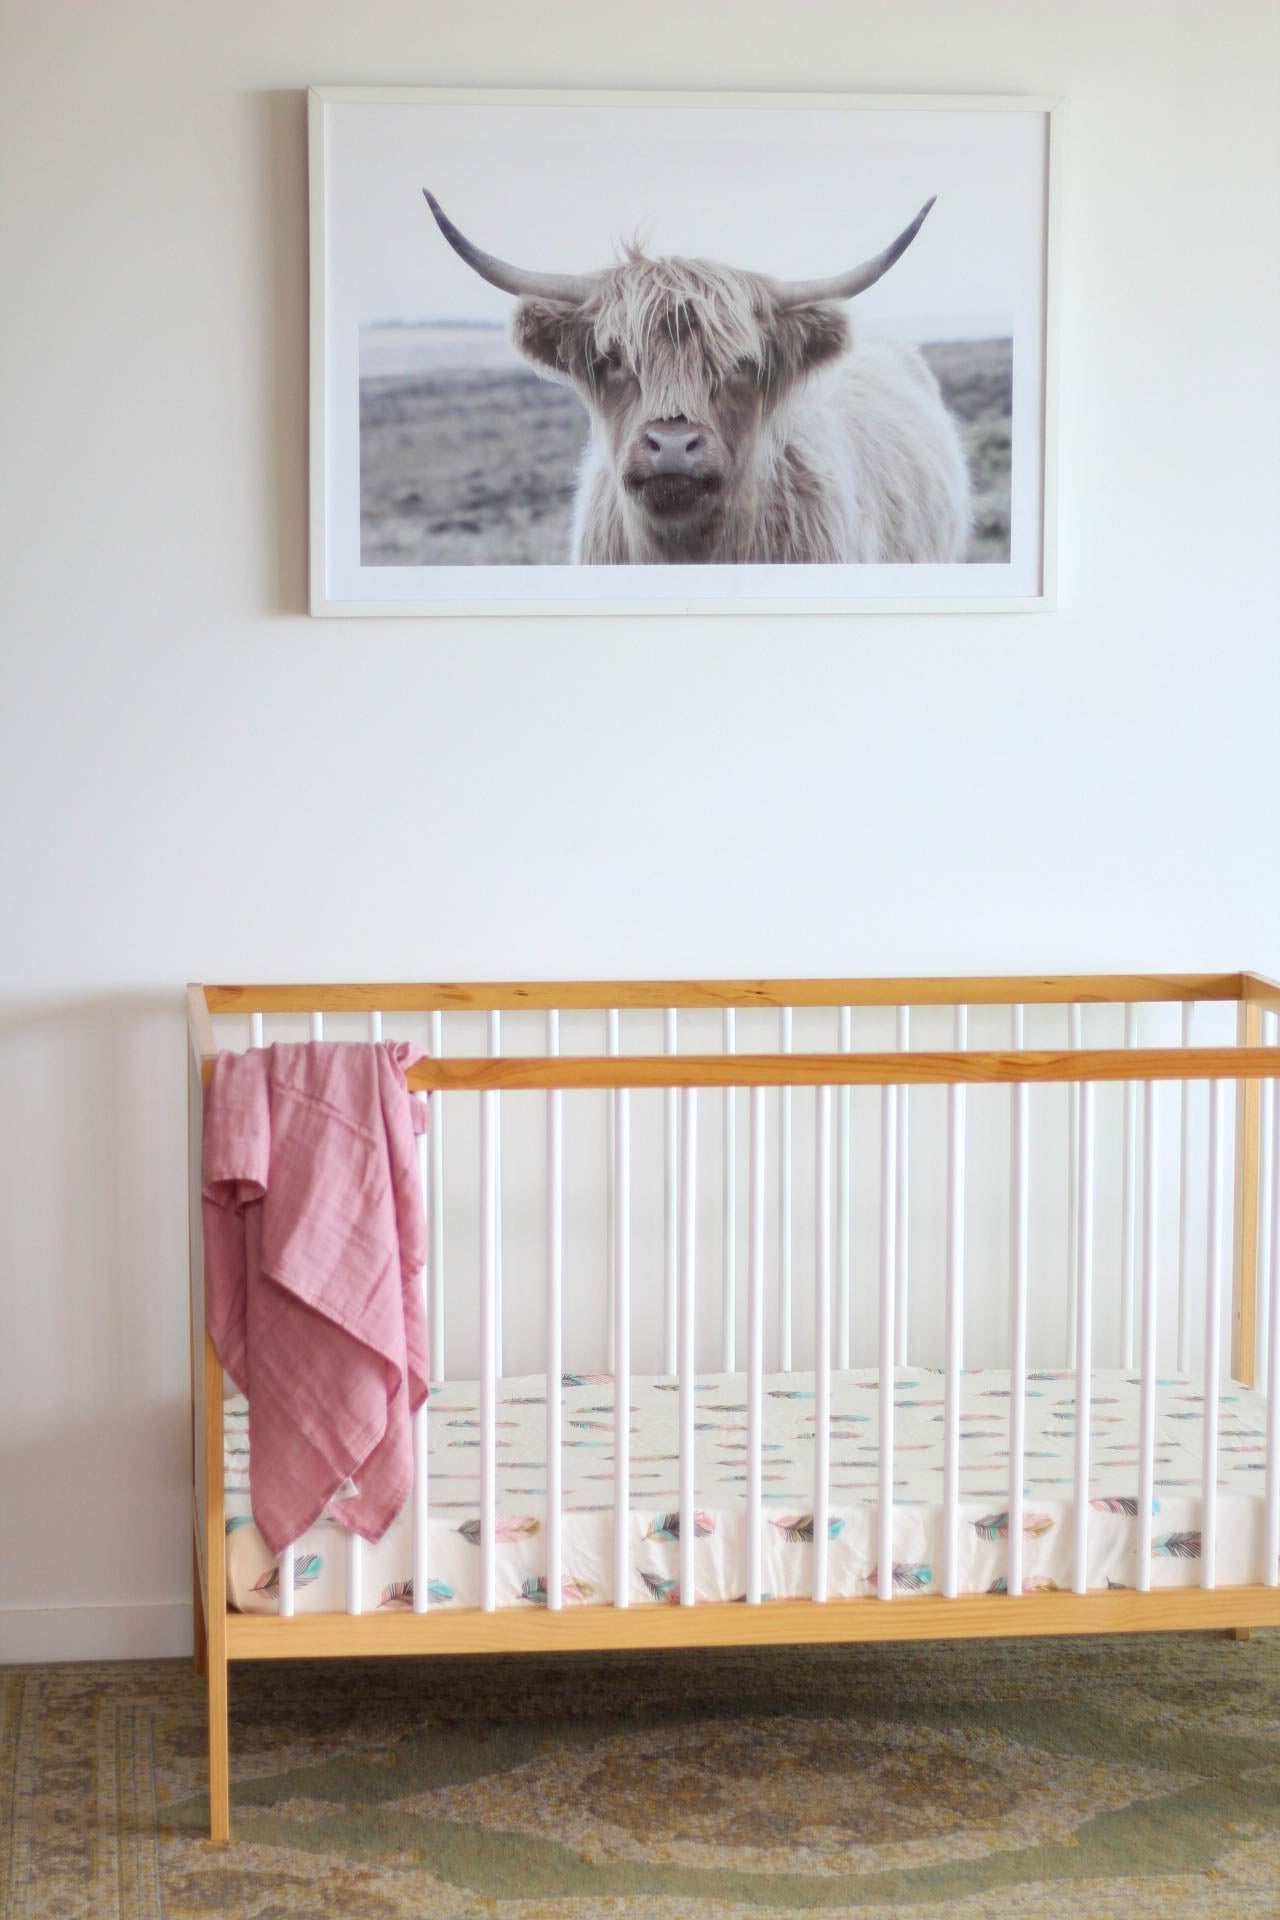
xmin=433 ymin=215 xmax=972 ymax=567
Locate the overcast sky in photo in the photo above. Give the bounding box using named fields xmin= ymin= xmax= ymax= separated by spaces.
xmin=328 ymin=97 xmax=1046 ymax=347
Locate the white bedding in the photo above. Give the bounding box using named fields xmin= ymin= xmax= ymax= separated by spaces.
xmin=224 ymin=1366 xmax=1272 ymax=1613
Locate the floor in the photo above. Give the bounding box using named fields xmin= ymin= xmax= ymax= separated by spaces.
xmin=4 ymin=1632 xmax=1280 ymax=1916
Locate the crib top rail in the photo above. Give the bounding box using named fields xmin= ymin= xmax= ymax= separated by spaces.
xmin=201 ymin=973 xmax=1245 ymax=1017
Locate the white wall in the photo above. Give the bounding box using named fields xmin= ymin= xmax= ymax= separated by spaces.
xmin=2 ymin=0 xmax=1278 ymax=1660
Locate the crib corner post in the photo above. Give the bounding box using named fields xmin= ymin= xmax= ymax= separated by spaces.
xmin=1233 ymin=998 xmax=1263 ymax=1387
xmin=204 ymin=1332 xmax=231 ymax=1842
xmin=188 ymin=995 xmax=232 ymax=1839
xmin=192 ymin=1536 xmax=207 ymax=1677
xmin=206 ymin=1645 xmax=230 ymax=1842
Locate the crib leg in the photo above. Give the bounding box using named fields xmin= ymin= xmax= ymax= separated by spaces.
xmin=1229 ymin=1627 xmax=1252 ymax=1642
xmin=192 ymin=1540 xmax=207 ymax=1677
xmin=207 ymin=1642 xmax=230 ymax=1842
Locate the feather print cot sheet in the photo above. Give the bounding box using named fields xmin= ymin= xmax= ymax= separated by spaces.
xmin=223 ymin=1367 xmax=1272 ymax=1613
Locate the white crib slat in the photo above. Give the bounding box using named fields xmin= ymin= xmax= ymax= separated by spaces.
xmin=943 ymin=1006 xmax=967 ymax=1599
xmin=487 ymin=1012 xmax=503 ymax=1382
xmin=1202 ymin=1080 xmax=1226 ymax=1589
xmin=664 ymin=1009 xmax=679 ymax=1377
xmin=363 ymin=996 xmax=387 ymax=1620
xmin=878 ymin=1084 xmax=897 ymax=1601
xmin=722 ymin=1008 xmax=737 ymax=1372
xmin=747 ymin=1088 xmax=766 ymax=1605
xmin=411 ymin=1406 xmax=429 ymax=1610
xmin=278 ymin=1542 xmax=295 ymax=1617
xmin=894 ymin=1007 xmax=910 ymax=1366
xmin=250 ymin=1012 xmax=264 ymax=1049
xmin=779 ymin=1008 xmax=794 ymax=1372
xmin=1121 ymin=1003 xmax=1138 ymax=1369
xmin=367 ymin=1005 xmax=383 ymax=1490
xmin=545 ymin=1010 xmax=563 ymax=1610
xmin=1178 ymin=1002 xmax=1195 ymax=1373
xmin=813 ymin=1087 xmax=832 ymax=1603
xmin=1071 ymin=1082 xmax=1095 ymax=1594
xmin=607 ymin=1009 xmax=620 ymax=1373
xmin=479 ymin=1087 xmax=498 ymax=1613
xmin=1008 ymin=1004 xmax=1029 ymax=1597
xmin=310 ymin=1011 xmax=323 ymax=1041
xmin=413 ymin=1090 xmax=430 ymax=1611
xmin=364 ymin=995 xmax=388 ymax=1544
xmin=346 ymin=1535 xmax=363 ymax=1615
xmin=613 ymin=1083 xmax=631 ymax=1608
xmin=1066 ymin=1004 xmax=1082 ymax=1368
xmin=679 ymin=1087 xmax=699 ymax=1606
xmin=1260 ymin=1016 xmax=1277 ymax=1398
xmin=429 ymin=1011 xmax=445 ymax=1384
xmin=837 ymin=1007 xmax=853 ymax=1371
xmin=1137 ymin=1081 xmax=1159 ymax=1589
xmin=1266 ymin=1066 xmax=1280 ymax=1585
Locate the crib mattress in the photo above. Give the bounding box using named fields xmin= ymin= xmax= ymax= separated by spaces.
xmin=223 ymin=1367 xmax=1272 ymax=1614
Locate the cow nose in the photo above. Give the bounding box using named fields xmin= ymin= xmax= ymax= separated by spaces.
xmin=642 ymin=419 xmax=705 ymax=468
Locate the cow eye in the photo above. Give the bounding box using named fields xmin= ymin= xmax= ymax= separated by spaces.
xmin=710 ymin=360 xmax=758 ymax=397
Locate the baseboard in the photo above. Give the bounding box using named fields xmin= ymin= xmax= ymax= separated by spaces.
xmin=0 ymin=1602 xmax=193 ymax=1664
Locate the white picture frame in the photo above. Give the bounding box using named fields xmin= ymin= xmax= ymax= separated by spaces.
xmin=309 ymin=86 xmax=1061 ymax=617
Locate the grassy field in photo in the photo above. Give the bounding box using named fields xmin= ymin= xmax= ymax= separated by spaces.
xmin=359 ymin=330 xmax=1012 ymax=568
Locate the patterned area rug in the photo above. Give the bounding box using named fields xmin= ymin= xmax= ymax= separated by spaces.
xmin=4 ymin=1633 xmax=1280 ymax=1916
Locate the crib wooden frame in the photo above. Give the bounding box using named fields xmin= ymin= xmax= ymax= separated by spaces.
xmin=188 ymin=971 xmax=1280 ymax=1840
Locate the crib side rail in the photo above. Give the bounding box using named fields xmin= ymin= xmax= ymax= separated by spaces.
xmin=204 ymin=972 xmax=1242 ymax=1016
xmin=193 ymin=1045 xmax=1280 ymax=1094
xmin=221 ymin=1041 xmax=1280 ymax=1662
xmin=397 ymin=1046 xmax=1280 ymax=1093
xmin=399 ymin=1040 xmax=1272 ymax=1400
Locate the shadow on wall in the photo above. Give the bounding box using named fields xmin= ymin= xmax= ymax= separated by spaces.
xmin=0 ymin=991 xmax=194 ymax=1619
xmin=257 ymin=90 xmax=310 ymax=618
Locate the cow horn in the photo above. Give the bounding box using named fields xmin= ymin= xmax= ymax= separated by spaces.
xmin=773 ymin=197 xmax=937 ymax=306
xmin=423 ymin=191 xmax=592 ymax=304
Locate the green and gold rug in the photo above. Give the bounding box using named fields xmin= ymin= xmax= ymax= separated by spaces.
xmin=4 ymin=1633 xmax=1280 ymax=1916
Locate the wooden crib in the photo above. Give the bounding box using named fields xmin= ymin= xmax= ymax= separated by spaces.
xmin=187 ymin=972 xmax=1280 ymax=1841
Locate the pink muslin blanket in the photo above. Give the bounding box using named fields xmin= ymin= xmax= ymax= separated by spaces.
xmin=202 ymin=1042 xmax=429 ymax=1555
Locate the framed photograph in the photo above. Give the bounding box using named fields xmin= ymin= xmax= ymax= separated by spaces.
xmin=309 ymin=87 xmax=1059 ymax=617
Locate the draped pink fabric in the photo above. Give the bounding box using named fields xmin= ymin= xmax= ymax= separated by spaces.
xmin=202 ymin=1042 xmax=429 ymax=1555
